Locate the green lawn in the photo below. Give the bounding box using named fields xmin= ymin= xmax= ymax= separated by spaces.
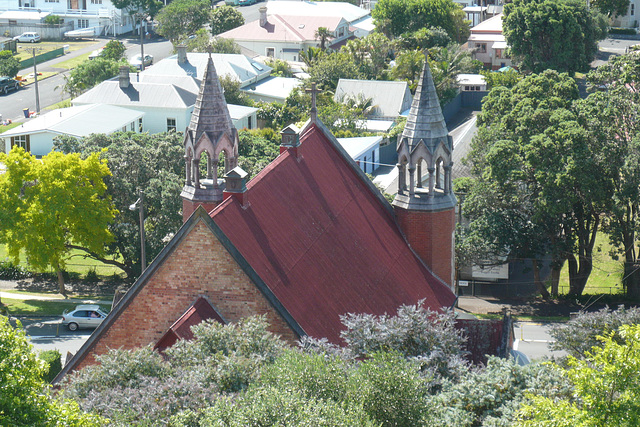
xmin=556 ymin=232 xmax=625 ymax=295
xmin=0 ymin=245 xmax=125 ymax=279
xmin=53 ymin=52 xmax=91 ymax=70
xmin=14 ymin=40 xmax=99 ymax=61
xmin=1 ymin=297 xmax=111 ymax=316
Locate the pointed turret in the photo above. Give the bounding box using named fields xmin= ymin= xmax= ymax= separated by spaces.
xmin=181 ymin=54 xmax=239 ymax=222
xmin=392 ymin=53 xmax=456 ymax=288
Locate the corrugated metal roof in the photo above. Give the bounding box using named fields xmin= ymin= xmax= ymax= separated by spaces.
xmin=143 ymin=53 xmax=272 ymax=87
xmin=265 ymin=0 xmax=370 ymax=22
xmin=154 ymin=297 xmax=225 ymax=352
xmin=334 ymin=79 xmax=412 ymax=118
xmin=211 ymin=123 xmax=456 ymax=343
xmin=1 ymin=104 xmax=143 ymax=138
xmin=73 ymin=81 xmax=197 ymax=109
xmin=337 ymin=136 xmax=382 ymax=158
xmin=220 ymin=14 xmax=344 ymax=44
xmin=227 ymin=104 xmax=258 ymax=119
xmin=470 ymin=13 xmax=503 ymax=33
xmin=244 ymin=76 xmax=302 ymax=100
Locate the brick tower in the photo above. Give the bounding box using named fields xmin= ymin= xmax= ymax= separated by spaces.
xmin=181 ymin=52 xmax=239 ymax=222
xmin=392 ymin=53 xmax=456 ymax=288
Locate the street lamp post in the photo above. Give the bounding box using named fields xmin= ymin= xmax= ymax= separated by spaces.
xmin=21 ymin=46 xmax=41 ymax=113
xmin=129 ymin=189 xmax=146 ymax=272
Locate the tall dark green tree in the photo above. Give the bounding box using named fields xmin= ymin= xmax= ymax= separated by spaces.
xmin=156 ymin=0 xmax=211 ymax=44
xmin=54 ymin=132 xmax=184 ymax=280
xmin=0 ymin=50 xmax=20 ymax=78
xmin=465 ymin=70 xmax=612 ymax=297
xmin=591 ymin=0 xmax=630 ymax=17
xmin=503 ymin=0 xmax=604 ymax=74
xmin=210 ymin=4 xmax=244 ymax=36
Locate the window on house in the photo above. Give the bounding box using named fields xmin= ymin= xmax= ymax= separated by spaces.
xmin=130 ymin=122 xmax=135 ymax=131
xmin=372 ymin=150 xmax=375 ymax=170
xmin=78 ymin=19 xmax=89 ymax=28
xmin=11 ymin=135 xmax=30 ymax=152
xmin=167 ymin=118 xmax=176 ymax=132
xmin=247 ymin=116 xmax=252 ymax=129
xmin=266 ymin=47 xmax=275 ymax=57
xmin=477 ymin=43 xmax=487 ymax=53
xmin=91 ymin=0 xmax=102 ymax=4
xmin=338 ymin=27 xmax=345 ymax=37
xmin=138 ymin=117 xmax=143 ymax=132
xmin=122 ymin=126 xmax=127 ymax=132
xmin=363 ymin=156 xmax=367 ymax=173
xmin=8 ymin=20 xmax=16 ymax=25
xmin=632 ymin=3 xmax=635 ymax=15
xmin=45 ymin=0 xmax=59 ymax=3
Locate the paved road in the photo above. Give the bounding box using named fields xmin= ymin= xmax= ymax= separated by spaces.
xmin=513 ymin=321 xmax=566 ymax=361
xmin=0 ymin=36 xmax=173 ymax=122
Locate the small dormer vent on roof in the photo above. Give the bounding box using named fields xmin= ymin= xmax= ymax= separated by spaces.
xmin=280 ymin=124 xmax=300 ymax=155
xmin=223 ymin=166 xmax=249 ymax=206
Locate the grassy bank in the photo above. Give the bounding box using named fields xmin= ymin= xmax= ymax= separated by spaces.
xmin=1 ymin=297 xmax=111 ymax=316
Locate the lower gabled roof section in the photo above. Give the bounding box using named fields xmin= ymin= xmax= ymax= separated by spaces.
xmin=154 ymin=296 xmax=226 ymax=353
xmin=210 ymin=122 xmax=457 ymax=344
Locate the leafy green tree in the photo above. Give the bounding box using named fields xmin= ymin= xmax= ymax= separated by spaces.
xmin=394 ymin=26 xmax=452 ymax=51
xmin=186 ymin=28 xmax=240 ymax=53
xmin=156 ymin=0 xmax=211 ymax=44
xmin=519 ymin=324 xmax=640 ymax=426
xmin=0 ymin=50 xmax=20 ymax=78
xmin=220 ymin=75 xmax=253 ymax=106
xmin=54 ymin=132 xmax=184 ymax=280
xmin=0 ymin=147 xmax=115 ymax=295
xmin=0 ymin=316 xmax=104 ymax=425
xmin=265 ymin=58 xmax=293 ymax=77
xmin=111 ymin=0 xmax=162 ymax=72
xmin=210 ymin=4 xmax=244 ymax=36
xmin=299 ymin=46 xmax=325 ymax=67
xmin=340 ymin=32 xmax=393 ymax=80
xmin=429 ymin=44 xmax=482 ymax=104
xmin=591 ymin=0 xmax=630 ymax=17
xmin=503 ymin=0 xmax=603 ymax=74
xmin=61 ymin=58 xmax=130 ymax=98
xmin=307 ymin=51 xmax=362 ymax=90
xmin=43 ymin=14 xmax=62 ymax=24
xmin=480 ymin=68 xmax=522 ymax=89
xmin=465 ymin=70 xmax=610 ymax=297
xmin=238 ymin=129 xmax=280 ymax=178
xmin=390 ymin=49 xmax=425 ymax=92
xmin=100 ymin=40 xmax=126 ymax=61
xmin=373 ymin=0 xmax=470 ymax=42
xmin=315 ymin=26 xmax=333 ymax=50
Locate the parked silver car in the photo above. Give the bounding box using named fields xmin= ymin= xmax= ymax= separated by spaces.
xmin=13 ymin=32 xmax=41 ymax=43
xmin=61 ymin=304 xmax=108 ymax=331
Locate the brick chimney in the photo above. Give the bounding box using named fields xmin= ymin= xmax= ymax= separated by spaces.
xmin=223 ymin=166 xmax=248 ymax=207
xmin=118 ymin=66 xmax=130 ymax=88
xmin=177 ymin=44 xmax=187 ymax=64
xmin=259 ymin=6 xmax=268 ymax=27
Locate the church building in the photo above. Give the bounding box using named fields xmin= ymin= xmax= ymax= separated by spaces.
xmin=55 ymin=52 xmax=459 ymax=380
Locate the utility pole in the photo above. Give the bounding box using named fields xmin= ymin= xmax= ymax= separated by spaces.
xmin=22 ymin=46 xmax=41 ymax=113
xmin=140 ymin=16 xmax=145 ymax=72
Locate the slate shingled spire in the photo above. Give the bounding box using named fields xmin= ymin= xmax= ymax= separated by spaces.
xmin=181 ymin=54 xmax=239 ymax=221
xmin=392 ymin=52 xmax=456 ymax=288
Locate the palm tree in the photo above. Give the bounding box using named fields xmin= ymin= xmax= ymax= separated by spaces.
xmin=342 ymin=93 xmax=378 ymax=118
xmin=315 ymin=27 xmax=333 ymax=50
xmin=300 ymin=46 xmax=324 ymax=67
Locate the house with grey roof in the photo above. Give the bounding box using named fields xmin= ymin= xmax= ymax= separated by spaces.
xmin=334 ymin=79 xmax=413 ymax=120
xmin=1 ymin=104 xmax=144 ymax=157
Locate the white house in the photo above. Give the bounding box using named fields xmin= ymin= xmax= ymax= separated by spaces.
xmin=336 ymin=135 xmax=383 ymax=174
xmin=468 ymin=13 xmax=511 ymax=70
xmin=334 ymin=79 xmax=413 ymax=120
xmin=242 ymin=75 xmax=302 ymax=103
xmin=1 ymin=104 xmax=143 ymax=156
xmin=219 ymin=6 xmax=355 ymax=61
xmin=457 ymin=73 xmax=487 ymax=91
xmin=612 ymin=0 xmax=640 ymax=28
xmin=0 ymin=0 xmax=133 ymax=37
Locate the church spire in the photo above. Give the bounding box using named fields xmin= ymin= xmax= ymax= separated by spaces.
xmin=392 ymin=52 xmax=456 ymax=289
xmin=181 ymin=54 xmax=239 ymax=222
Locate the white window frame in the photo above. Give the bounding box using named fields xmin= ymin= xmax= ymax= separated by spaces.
xmin=167 ymin=118 xmax=177 ymax=132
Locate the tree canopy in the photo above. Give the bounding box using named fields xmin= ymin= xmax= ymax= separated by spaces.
xmin=372 ymin=0 xmax=470 ymax=42
xmin=0 ymin=50 xmax=20 ymax=78
xmin=61 ymin=58 xmax=131 ymax=98
xmin=591 ymin=0 xmax=630 ymax=17
xmin=0 ymin=147 xmax=115 ymax=295
xmin=53 ymin=132 xmax=184 ymax=281
xmin=210 ymin=5 xmax=244 ymax=36
xmin=156 ymin=0 xmax=211 ymax=44
xmin=0 ymin=316 xmax=103 ymax=425
xmin=503 ymin=0 xmax=604 ymax=74
xmin=100 ymin=40 xmax=126 ymax=61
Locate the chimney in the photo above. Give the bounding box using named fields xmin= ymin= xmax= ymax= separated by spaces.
xmin=177 ymin=44 xmax=187 ymax=64
xmin=118 ymin=66 xmax=130 ymax=88
xmin=223 ymin=166 xmax=249 ymax=207
xmin=279 ymin=124 xmax=300 ymax=155
xmin=259 ymin=6 xmax=268 ymax=27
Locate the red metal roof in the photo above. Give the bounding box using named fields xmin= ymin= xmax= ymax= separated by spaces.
xmin=154 ymin=297 xmax=225 ymax=352
xmin=211 ymin=123 xmax=456 ymax=343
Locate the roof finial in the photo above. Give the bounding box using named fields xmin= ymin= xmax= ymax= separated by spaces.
xmin=206 ymin=44 xmax=213 ymax=59
xmin=305 ymin=82 xmax=321 ymax=123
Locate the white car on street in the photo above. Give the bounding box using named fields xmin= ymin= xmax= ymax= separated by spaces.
xmin=14 ymin=32 xmax=41 ymax=43
xmin=61 ymin=304 xmax=108 ymax=331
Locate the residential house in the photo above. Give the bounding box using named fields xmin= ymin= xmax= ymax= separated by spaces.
xmin=334 ymin=79 xmax=413 ymax=120
xmin=612 ymin=0 xmax=640 ymax=28
xmin=337 ymin=135 xmax=382 ymax=174
xmin=1 ymin=104 xmax=143 ymax=156
xmin=0 ymin=0 xmax=133 ymax=38
xmin=55 ymin=55 xmax=460 ymax=381
xmin=457 ymin=73 xmax=487 ymax=91
xmin=468 ymin=13 xmax=511 ymax=70
xmin=218 ymin=6 xmax=355 ymax=61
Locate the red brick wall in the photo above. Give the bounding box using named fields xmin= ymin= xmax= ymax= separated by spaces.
xmin=182 ymin=199 xmax=219 ymax=222
xmin=75 ymin=219 xmax=299 ymax=371
xmin=395 ymin=207 xmax=455 ymax=288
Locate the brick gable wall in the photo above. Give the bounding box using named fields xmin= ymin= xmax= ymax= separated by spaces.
xmin=395 ymin=207 xmax=455 ymax=288
xmin=74 ymin=219 xmax=298 ymax=371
